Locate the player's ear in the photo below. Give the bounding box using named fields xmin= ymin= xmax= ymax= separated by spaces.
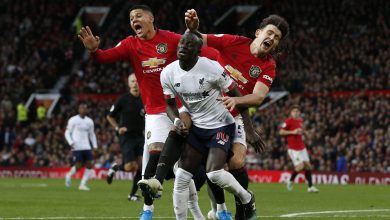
xmin=255 ymin=29 xmax=261 ymax=38
xmin=149 ymin=15 xmax=154 ymax=23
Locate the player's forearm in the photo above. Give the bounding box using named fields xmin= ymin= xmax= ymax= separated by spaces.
xmin=90 ymin=133 xmax=98 ymax=149
xmin=279 ymin=129 xmax=293 ymax=136
xmin=91 ymin=48 xmax=125 ymax=64
xmin=234 ymin=93 xmax=266 ymax=107
xmin=64 ymin=130 xmax=74 ymax=146
xmin=165 ymin=99 xmax=180 ymax=123
xmin=106 ymin=115 xmax=119 ymax=129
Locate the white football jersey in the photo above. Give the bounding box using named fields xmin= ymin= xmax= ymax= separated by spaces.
xmin=65 ymin=115 xmax=97 ymax=151
xmin=161 ymin=57 xmax=235 ymax=129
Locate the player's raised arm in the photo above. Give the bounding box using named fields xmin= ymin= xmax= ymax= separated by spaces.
xmin=184 ymin=9 xmax=207 ymax=46
xmin=78 ymin=26 xmax=101 ymax=52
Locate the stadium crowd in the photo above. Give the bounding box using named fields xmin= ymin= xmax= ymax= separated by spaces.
xmin=0 ymin=0 xmax=389 ymax=173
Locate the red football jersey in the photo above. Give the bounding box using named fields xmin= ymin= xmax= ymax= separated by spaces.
xmin=281 ymin=118 xmax=305 ymax=150
xmin=92 ymin=29 xmax=218 ymax=114
xmin=207 ymin=34 xmax=276 ymax=116
xmin=207 ymin=34 xmax=276 ymax=94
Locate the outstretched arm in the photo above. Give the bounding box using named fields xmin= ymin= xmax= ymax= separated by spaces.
xmin=78 ymin=26 xmax=129 ymax=63
xmin=226 ymin=85 xmax=267 ymax=153
xmin=222 ymin=82 xmax=270 ymax=111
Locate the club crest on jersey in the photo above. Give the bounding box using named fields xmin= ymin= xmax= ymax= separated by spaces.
xmin=156 ymin=43 xmax=168 ymax=54
xmin=249 ymin=65 xmax=262 ymax=78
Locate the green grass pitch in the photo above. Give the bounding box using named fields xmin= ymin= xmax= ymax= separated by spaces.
xmin=0 ymin=178 xmax=389 ymax=219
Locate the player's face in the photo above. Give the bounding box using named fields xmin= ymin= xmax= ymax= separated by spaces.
xmin=253 ymin=24 xmax=282 ymax=57
xmin=291 ymin=108 xmax=300 ymax=118
xmin=128 ymin=74 xmax=139 ymax=92
xmin=177 ymin=33 xmax=201 ymax=61
xmin=129 ymin=9 xmax=154 ymax=39
xmin=78 ymin=105 xmax=88 ymax=116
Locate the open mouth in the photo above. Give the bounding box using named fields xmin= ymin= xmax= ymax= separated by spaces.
xmin=134 ymin=24 xmax=142 ymax=34
xmin=263 ymin=40 xmax=273 ymax=49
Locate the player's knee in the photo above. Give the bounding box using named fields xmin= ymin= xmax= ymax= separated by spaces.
xmin=295 ymin=164 xmax=304 ymax=172
xmin=304 ymin=162 xmax=312 ymax=170
xmin=206 ymin=169 xmax=224 ymax=185
xmin=228 ymin=154 xmax=246 ymax=170
xmin=124 ymin=162 xmax=138 ymax=172
xmin=148 ymin=142 xmax=163 ymax=152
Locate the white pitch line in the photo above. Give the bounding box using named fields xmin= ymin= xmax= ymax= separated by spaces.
xmin=280 ymin=209 xmax=390 ymax=217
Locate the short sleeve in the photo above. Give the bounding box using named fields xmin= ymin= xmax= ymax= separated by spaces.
xmin=211 ymin=61 xmax=235 ymax=93
xmin=257 ymin=60 xmax=276 ymax=88
xmin=160 ymin=67 xmax=175 ymax=99
xmin=107 ymin=97 xmax=122 ymax=117
xmin=207 ymin=34 xmax=241 ymax=51
xmin=281 ymin=120 xmax=290 ymax=130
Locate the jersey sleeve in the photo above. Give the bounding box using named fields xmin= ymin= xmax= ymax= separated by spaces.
xmin=107 ymin=96 xmax=122 ymax=118
xmin=160 ymin=67 xmax=175 ymax=99
xmin=206 ymin=34 xmax=241 ymax=51
xmin=200 ymin=46 xmax=219 ymax=61
xmin=210 ymin=60 xmax=235 ymax=92
xmin=88 ymin=120 xmax=98 ymax=149
xmin=64 ymin=118 xmax=75 ymax=146
xmin=91 ymin=38 xmax=131 ymax=63
xmin=257 ymin=60 xmax=276 ymax=88
xmin=280 ymin=119 xmax=290 ymax=130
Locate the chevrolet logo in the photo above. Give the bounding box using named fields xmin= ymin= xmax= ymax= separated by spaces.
xmin=225 ymin=65 xmax=248 ymax=84
xmin=142 ymin=58 xmax=167 ymax=68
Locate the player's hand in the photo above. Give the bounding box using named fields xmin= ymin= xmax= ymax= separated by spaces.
xmin=294 ymin=128 xmax=303 ymax=135
xmin=118 ymin=127 xmax=128 ymax=135
xmin=78 ymin=26 xmax=100 ymax=53
xmin=174 ymin=120 xmax=189 ymax=137
xmin=185 ymin=9 xmax=199 ymax=31
xmin=218 ymin=96 xmax=239 ymax=112
xmin=93 ymin=149 xmax=99 ymax=158
xmin=246 ymin=128 xmax=267 ymax=154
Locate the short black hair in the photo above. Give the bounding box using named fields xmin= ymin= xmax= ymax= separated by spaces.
xmin=259 ymin=14 xmax=289 ymax=39
xmin=129 ymin=5 xmax=154 ymax=15
xmin=290 ymin=104 xmax=300 ymax=111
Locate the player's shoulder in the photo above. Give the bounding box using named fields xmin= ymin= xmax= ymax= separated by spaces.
xmin=68 ymin=115 xmax=78 ymax=121
xmin=262 ymin=54 xmax=277 ymax=67
xmin=198 ymin=56 xmax=220 ymax=67
xmin=161 ymin=60 xmax=179 ymax=76
xmin=85 ymin=116 xmax=94 ymax=123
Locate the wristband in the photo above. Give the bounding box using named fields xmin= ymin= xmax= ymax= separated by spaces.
xmin=174 ymin=118 xmax=182 ymax=127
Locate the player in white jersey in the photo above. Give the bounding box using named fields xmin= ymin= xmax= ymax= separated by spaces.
xmin=160 ymin=32 xmax=260 ymax=220
xmin=64 ymin=103 xmax=98 ymax=191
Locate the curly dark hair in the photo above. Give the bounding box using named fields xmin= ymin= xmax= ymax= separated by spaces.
xmin=259 ymin=14 xmax=289 ymax=39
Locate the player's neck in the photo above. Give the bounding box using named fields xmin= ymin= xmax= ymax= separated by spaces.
xmin=179 ymin=57 xmax=199 ymax=71
xmin=79 ymin=114 xmax=86 ymax=118
xmin=130 ymin=89 xmax=140 ymax=97
xmin=141 ymin=28 xmax=157 ymax=40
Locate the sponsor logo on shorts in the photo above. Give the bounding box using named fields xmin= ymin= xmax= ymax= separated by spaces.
xmin=156 ymin=43 xmax=168 ymax=54
xmin=147 ymin=131 xmax=151 ymax=140
xmin=216 ymin=132 xmax=229 ymax=145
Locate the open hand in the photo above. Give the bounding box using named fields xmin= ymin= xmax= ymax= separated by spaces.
xmin=78 ymin=26 xmax=100 ymax=52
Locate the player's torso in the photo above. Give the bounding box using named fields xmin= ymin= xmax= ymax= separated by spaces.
xmin=119 ymin=94 xmax=144 ymax=129
xmin=218 ymin=44 xmax=272 ymax=95
xmin=167 ymin=60 xmax=233 ymax=128
xmin=288 ymin=118 xmax=303 ymax=131
xmin=73 ymin=116 xmax=91 ymax=134
xmin=129 ymin=30 xmax=180 ymax=114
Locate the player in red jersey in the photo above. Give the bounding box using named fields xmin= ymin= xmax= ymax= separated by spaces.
xmin=78 ymin=5 xmax=218 ymax=220
xmin=185 ymin=10 xmax=290 ymax=219
xmin=280 ymin=105 xmax=319 ymax=193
